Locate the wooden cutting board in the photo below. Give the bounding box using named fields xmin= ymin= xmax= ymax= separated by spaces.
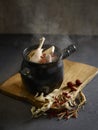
xmin=0 ymin=60 xmax=98 ymax=106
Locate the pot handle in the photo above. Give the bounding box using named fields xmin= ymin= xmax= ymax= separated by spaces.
xmin=62 ymin=44 xmax=77 ymax=59
xmin=20 ymin=67 xmax=32 ymax=79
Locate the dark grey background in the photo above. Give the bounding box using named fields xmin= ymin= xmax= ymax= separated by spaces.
xmin=0 ymin=34 xmax=98 ymax=130
xmin=0 ymin=0 xmax=98 ymax=35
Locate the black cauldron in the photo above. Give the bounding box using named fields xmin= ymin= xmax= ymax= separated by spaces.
xmin=20 ymin=44 xmax=76 ymax=95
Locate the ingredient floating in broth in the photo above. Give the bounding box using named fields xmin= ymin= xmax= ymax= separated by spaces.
xmin=28 ymin=37 xmax=57 ymax=63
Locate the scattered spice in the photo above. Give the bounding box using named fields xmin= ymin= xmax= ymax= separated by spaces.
xmin=67 ymin=81 xmax=75 ymax=88
xmin=67 ymin=79 xmax=82 ymax=92
xmin=67 ymin=81 xmax=77 ymax=91
xmin=75 ymin=79 xmax=82 ymax=86
xmin=31 ymin=79 xmax=86 ymax=120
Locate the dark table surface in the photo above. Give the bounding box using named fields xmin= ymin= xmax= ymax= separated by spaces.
xmin=0 ymin=34 xmax=98 ymax=130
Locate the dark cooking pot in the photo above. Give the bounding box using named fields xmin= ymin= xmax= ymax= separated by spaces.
xmin=20 ymin=44 xmax=76 ymax=95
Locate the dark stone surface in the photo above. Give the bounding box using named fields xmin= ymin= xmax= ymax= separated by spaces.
xmin=0 ymin=34 xmax=98 ymax=130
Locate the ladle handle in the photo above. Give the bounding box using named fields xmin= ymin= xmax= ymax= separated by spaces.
xmin=62 ymin=44 xmax=77 ymax=59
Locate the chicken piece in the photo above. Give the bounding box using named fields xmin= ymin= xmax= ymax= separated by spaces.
xmin=43 ymin=46 xmax=55 ymax=55
xmin=30 ymin=37 xmax=45 ymax=63
xmin=46 ymin=54 xmax=52 ymax=63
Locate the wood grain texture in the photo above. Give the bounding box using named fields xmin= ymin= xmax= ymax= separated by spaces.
xmin=0 ymin=60 xmax=98 ymax=106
